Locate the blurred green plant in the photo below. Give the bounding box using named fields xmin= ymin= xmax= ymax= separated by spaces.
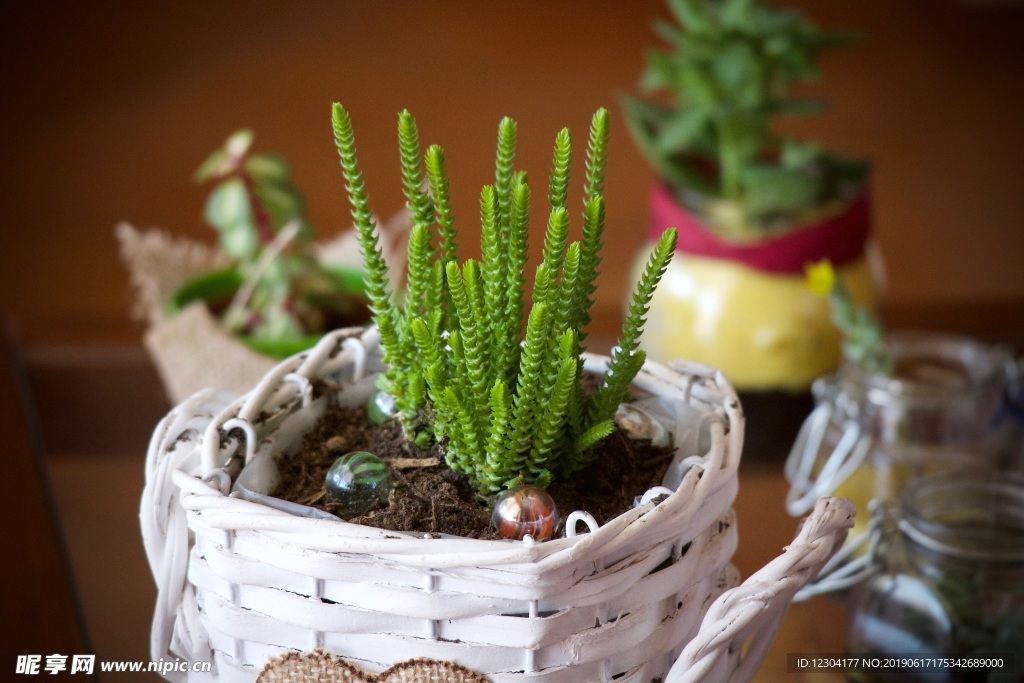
xmin=623 ymin=0 xmax=868 ymax=236
xmin=333 ymin=105 xmax=677 ymax=493
xmin=195 ymin=130 xmax=365 ymax=344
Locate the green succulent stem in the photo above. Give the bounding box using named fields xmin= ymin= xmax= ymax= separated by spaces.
xmin=549 ymin=128 xmax=572 ymax=210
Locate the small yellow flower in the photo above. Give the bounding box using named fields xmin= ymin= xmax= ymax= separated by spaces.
xmin=805 ymin=259 xmax=836 ymax=298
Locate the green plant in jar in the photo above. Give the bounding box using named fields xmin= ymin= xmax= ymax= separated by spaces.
xmin=846 ymin=472 xmax=1024 ymax=682
xmin=333 ymin=104 xmax=678 ymax=493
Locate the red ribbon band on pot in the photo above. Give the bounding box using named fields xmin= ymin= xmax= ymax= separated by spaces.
xmin=648 ymin=184 xmax=871 ymax=275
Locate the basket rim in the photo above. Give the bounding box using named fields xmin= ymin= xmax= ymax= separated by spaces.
xmin=160 ymin=324 xmax=743 ymax=565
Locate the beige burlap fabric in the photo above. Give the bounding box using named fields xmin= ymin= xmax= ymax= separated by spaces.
xmin=117 ymin=214 xmax=409 ymax=404
xmin=256 ymin=650 xmax=490 ymax=683
xmin=117 ymin=223 xmax=273 ymax=402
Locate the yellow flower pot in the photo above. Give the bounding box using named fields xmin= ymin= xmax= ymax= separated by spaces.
xmin=635 ymin=184 xmax=880 ymax=460
xmin=637 ymin=184 xmax=879 ymax=392
xmin=640 ymin=253 xmax=877 ymax=392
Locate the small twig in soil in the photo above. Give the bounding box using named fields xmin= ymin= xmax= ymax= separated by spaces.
xmin=387 ymin=457 xmax=440 ymax=470
xmin=324 ymin=436 xmax=349 ymax=453
xmin=299 ymin=488 xmax=327 ymax=506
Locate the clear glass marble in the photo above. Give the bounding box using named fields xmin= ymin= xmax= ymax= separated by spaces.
xmin=324 ymin=451 xmax=393 ymax=517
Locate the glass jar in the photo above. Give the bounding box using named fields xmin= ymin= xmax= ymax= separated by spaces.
xmin=786 ymin=332 xmax=1023 ymax=541
xmin=846 ymin=470 xmax=1024 ymax=682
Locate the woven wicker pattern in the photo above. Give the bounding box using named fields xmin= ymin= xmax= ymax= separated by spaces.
xmin=141 ymin=326 xmax=853 ymax=683
xmin=670 ymin=497 xmax=854 ymax=682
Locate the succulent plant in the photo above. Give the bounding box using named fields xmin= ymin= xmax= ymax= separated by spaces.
xmin=623 ymin=0 xmax=868 ymax=236
xmin=333 ymin=104 xmax=677 ymax=493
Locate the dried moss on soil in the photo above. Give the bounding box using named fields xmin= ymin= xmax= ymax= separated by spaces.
xmin=272 ymin=401 xmax=675 ymax=540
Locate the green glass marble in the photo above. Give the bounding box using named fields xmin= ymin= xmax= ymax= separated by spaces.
xmin=367 ymin=390 xmax=398 ymax=426
xmin=324 ymin=451 xmax=393 ymax=517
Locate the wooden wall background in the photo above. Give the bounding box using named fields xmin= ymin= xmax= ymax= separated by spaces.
xmin=2 ymin=0 xmax=1023 ymax=348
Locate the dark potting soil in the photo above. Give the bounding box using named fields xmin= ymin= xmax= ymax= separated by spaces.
xmin=271 ymin=400 xmax=676 ymax=540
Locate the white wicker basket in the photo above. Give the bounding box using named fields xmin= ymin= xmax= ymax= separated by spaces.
xmin=141 ymin=326 xmax=853 ymax=683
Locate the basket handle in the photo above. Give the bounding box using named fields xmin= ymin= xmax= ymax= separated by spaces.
xmin=666 ymin=496 xmax=855 ymax=683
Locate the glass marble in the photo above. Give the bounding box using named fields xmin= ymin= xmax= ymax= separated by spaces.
xmin=324 ymin=451 xmax=393 ymax=517
xmin=491 ymin=485 xmax=559 ymax=541
xmin=614 ymin=403 xmax=670 ymax=448
xmin=367 ymin=390 xmax=398 ymax=425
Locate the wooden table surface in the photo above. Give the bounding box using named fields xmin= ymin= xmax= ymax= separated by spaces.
xmin=0 ymin=326 xmax=90 ymax=674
